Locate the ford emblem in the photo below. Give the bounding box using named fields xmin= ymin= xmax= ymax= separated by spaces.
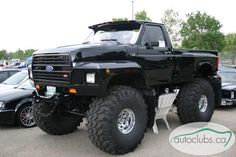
xmin=46 ymin=65 xmax=54 ymax=72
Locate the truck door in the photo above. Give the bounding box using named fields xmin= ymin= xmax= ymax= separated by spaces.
xmin=136 ymin=24 xmax=174 ymax=86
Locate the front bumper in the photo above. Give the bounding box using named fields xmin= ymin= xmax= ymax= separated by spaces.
xmin=221 ymin=98 xmax=236 ymax=106
xmin=35 ymin=83 xmax=107 ymax=97
xmin=0 ymin=109 xmax=15 ymax=125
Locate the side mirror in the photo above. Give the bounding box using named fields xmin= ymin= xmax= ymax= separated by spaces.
xmin=28 ymin=65 xmax=33 ymax=80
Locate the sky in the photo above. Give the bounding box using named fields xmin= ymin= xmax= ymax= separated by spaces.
xmin=0 ymin=0 xmax=235 ymax=51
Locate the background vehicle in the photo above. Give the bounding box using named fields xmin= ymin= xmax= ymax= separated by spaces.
xmin=0 ymin=79 xmax=35 ymax=128
xmin=31 ymin=21 xmax=221 ymax=154
xmin=218 ymin=65 xmax=236 ymax=105
xmin=17 ymin=62 xmax=28 ymax=69
xmin=0 ymin=71 xmax=28 ymax=90
xmin=0 ymin=69 xmax=19 ymax=83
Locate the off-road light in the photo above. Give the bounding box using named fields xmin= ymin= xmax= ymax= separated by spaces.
xmin=86 ymin=73 xmax=95 ymax=83
xmin=106 ymin=69 xmax=110 ymax=74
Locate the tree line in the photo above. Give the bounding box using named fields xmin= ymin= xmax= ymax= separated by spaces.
xmin=0 ymin=49 xmax=36 ymax=60
xmin=113 ymin=9 xmax=236 ymax=64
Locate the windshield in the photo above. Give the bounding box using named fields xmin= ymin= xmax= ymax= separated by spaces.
xmin=85 ymin=29 xmax=140 ymax=45
xmin=2 ymin=71 xmax=27 ymax=85
xmin=219 ymin=72 xmax=236 ymax=83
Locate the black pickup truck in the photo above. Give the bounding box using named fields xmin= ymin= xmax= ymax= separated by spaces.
xmin=31 ymin=21 xmax=221 ymax=154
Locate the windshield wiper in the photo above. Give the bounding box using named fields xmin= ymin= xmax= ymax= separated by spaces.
xmin=101 ymin=39 xmax=121 ymax=44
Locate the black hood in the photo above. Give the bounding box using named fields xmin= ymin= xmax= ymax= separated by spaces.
xmin=0 ymin=88 xmax=33 ymax=102
xmin=33 ymin=43 xmax=131 ymax=62
xmin=222 ymin=82 xmax=236 ymax=90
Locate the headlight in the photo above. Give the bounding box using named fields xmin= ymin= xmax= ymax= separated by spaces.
xmin=0 ymin=102 xmax=5 ymax=109
xmin=86 ymin=73 xmax=95 ymax=83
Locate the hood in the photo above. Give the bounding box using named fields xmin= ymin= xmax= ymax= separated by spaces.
xmin=0 ymin=88 xmax=33 ymax=102
xmin=34 ymin=43 xmax=102 ymax=54
xmin=222 ymin=82 xmax=236 ymax=90
xmin=34 ymin=43 xmax=131 ymax=62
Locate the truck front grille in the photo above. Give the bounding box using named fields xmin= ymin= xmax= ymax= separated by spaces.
xmin=32 ymin=54 xmax=72 ymax=86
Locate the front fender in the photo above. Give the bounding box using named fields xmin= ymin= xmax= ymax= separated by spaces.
xmin=71 ymin=61 xmax=146 ymax=96
xmin=14 ymin=98 xmax=32 ymax=113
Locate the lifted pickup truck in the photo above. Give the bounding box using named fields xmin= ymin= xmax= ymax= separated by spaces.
xmin=31 ymin=21 xmax=221 ymax=154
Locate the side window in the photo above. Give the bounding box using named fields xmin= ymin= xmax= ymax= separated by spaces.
xmin=0 ymin=72 xmax=9 ymax=82
xmin=141 ymin=25 xmax=166 ymax=48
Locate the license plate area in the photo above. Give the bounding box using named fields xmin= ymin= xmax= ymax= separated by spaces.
xmin=46 ymin=86 xmax=56 ymax=97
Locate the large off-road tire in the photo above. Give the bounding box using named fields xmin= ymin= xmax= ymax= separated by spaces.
xmin=87 ymin=86 xmax=147 ymax=154
xmin=176 ymin=78 xmax=215 ymax=124
xmin=33 ymin=99 xmax=82 ymax=135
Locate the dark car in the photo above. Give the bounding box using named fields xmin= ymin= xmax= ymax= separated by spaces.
xmin=218 ymin=65 xmax=236 ymax=105
xmin=0 ymin=70 xmax=28 ymax=90
xmin=0 ymin=79 xmax=35 ymax=127
xmin=0 ymin=69 xmax=20 ymax=83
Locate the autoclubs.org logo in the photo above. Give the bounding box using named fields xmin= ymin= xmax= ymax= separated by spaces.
xmin=169 ymin=122 xmax=235 ymax=155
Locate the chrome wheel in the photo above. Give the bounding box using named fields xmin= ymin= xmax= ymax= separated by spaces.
xmin=117 ymin=108 xmax=135 ymax=134
xmin=20 ymin=106 xmax=35 ymax=127
xmin=199 ymin=95 xmax=208 ymax=113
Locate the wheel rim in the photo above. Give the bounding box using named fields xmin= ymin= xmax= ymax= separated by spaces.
xmin=20 ymin=106 xmax=35 ymax=127
xmin=117 ymin=108 xmax=135 ymax=134
xmin=198 ymin=95 xmax=208 ymax=113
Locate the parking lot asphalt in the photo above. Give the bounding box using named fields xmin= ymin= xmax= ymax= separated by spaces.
xmin=0 ymin=106 xmax=236 ymax=157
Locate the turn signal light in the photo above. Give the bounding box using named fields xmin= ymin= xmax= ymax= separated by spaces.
xmin=35 ymin=84 xmax=40 ymax=90
xmin=69 ymin=88 xmax=77 ymax=94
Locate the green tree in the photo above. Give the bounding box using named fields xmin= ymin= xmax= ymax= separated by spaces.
xmin=7 ymin=49 xmax=36 ymax=59
xmin=180 ymin=11 xmax=225 ymax=51
xmin=0 ymin=49 xmax=35 ymax=60
xmin=0 ymin=49 xmax=7 ymax=59
xmin=13 ymin=49 xmax=24 ymax=59
xmin=224 ymin=33 xmax=236 ymax=64
xmin=24 ymin=49 xmax=36 ymax=57
xmin=161 ymin=9 xmax=182 ymax=47
xmin=112 ymin=18 xmax=128 ymax=22
xmin=135 ymin=10 xmax=151 ymax=21
xmin=4 ymin=52 xmax=11 ymax=60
